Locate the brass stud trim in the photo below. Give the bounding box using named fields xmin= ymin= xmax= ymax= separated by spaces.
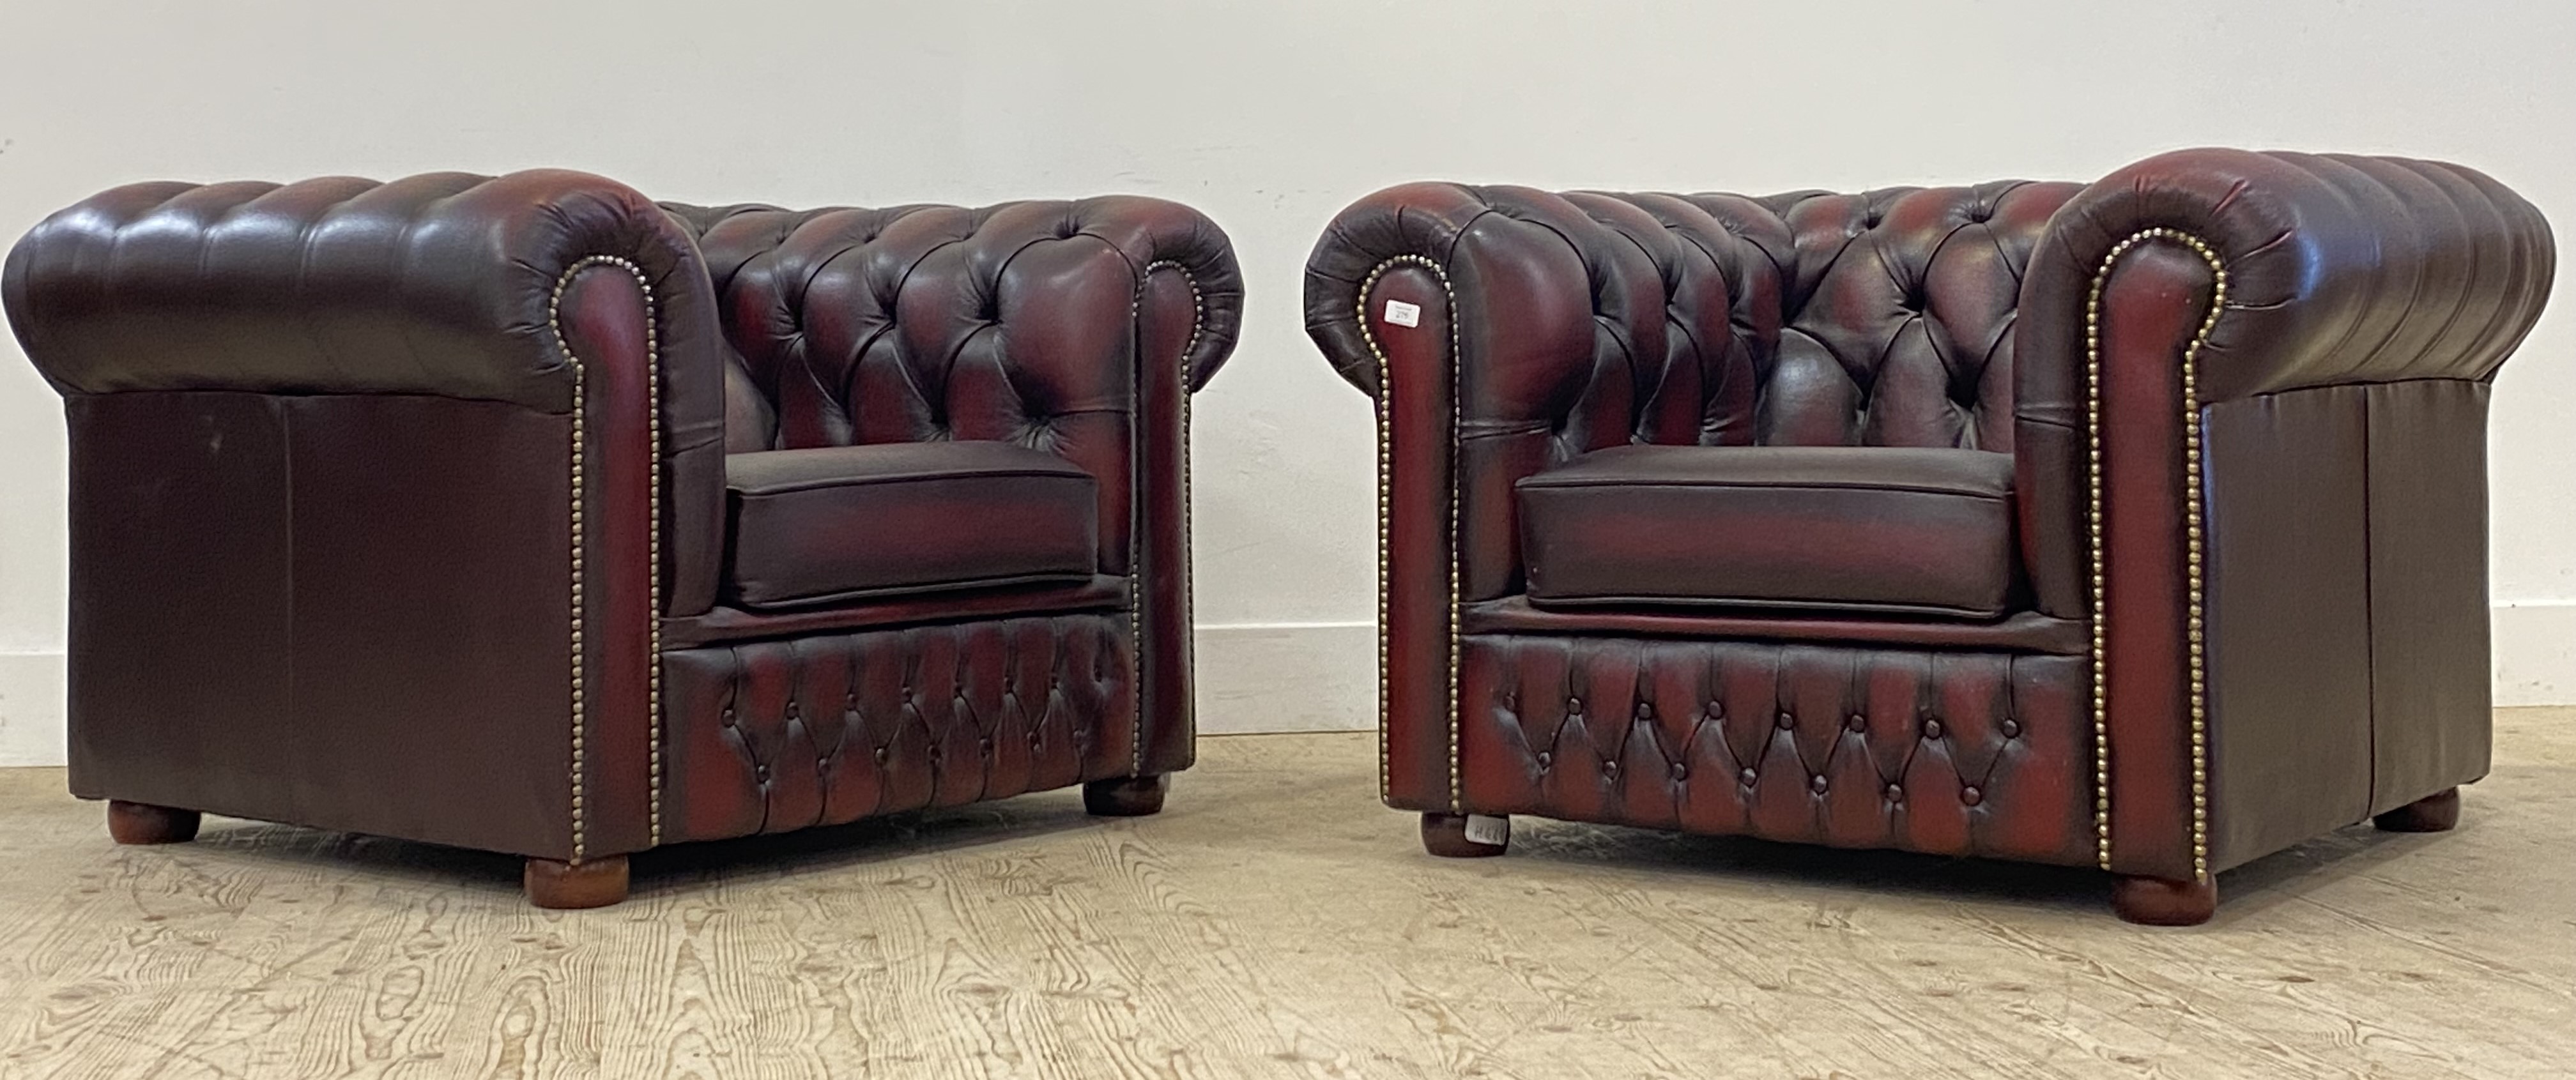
xmin=1356 ymin=254 xmax=1464 ymax=812
xmin=546 ymin=255 xmax=665 ymax=863
xmin=2083 ymin=227 xmax=2227 ymax=880
xmin=1131 ymin=260 xmax=1205 ymax=777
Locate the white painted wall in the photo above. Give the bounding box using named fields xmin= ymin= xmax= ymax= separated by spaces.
xmin=3 ymin=0 xmax=2572 ymax=763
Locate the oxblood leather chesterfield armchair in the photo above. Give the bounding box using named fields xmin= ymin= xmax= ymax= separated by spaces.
xmin=4 ymin=170 xmax=1241 ymax=908
xmin=1304 ymin=149 xmax=2550 ymax=924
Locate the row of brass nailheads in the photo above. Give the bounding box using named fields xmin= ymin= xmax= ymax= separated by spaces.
xmin=546 ymin=254 xmax=666 ymax=864
xmin=1356 ymin=254 xmax=1465 ymax=812
xmin=2083 ymin=227 xmax=2227 ymax=879
xmin=1132 ymin=260 xmax=1206 ymax=779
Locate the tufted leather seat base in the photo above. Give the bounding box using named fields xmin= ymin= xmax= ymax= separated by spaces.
xmin=1517 ymin=445 xmax=2019 ymax=618
xmin=1459 ymin=634 xmax=2091 ymax=865
xmin=660 ymin=614 xmax=1137 ymax=844
xmin=724 ymin=441 xmax=1098 ymax=611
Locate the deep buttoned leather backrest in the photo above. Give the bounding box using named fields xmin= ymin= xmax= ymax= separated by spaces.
xmin=1307 ymin=179 xmax=2078 ymax=602
xmin=664 ymin=197 xmax=1240 ymax=577
xmin=1606 ymin=182 xmax=2080 ymax=454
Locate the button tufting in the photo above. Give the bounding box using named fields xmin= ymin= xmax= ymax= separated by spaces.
xmin=1705 ymin=699 xmax=1723 ymax=719
xmin=1634 ymin=702 xmax=1652 ymax=720
xmin=1961 ymin=786 xmax=1983 ymax=806
xmin=1738 ymin=767 xmax=1758 ymax=787
xmin=979 ymin=736 xmax=993 ymax=757
xmin=721 ymin=707 xmax=736 ymax=727
xmin=1810 ymin=775 xmax=1828 ymax=795
xmin=1602 ymin=761 xmax=1621 ymax=779
xmin=1922 ymin=719 xmax=1945 ymax=739
xmin=1846 ymin=713 xmax=1866 ymax=733
xmin=1775 ymin=711 xmax=1795 ymax=731
xmin=755 ymin=764 xmax=770 ymax=782
xmin=1566 ymin=697 xmax=1583 ymax=715
xmin=1535 ymin=750 xmax=1553 ymax=768
xmin=2001 ymin=719 xmax=2021 ymax=739
xmin=1885 ymin=783 xmax=1904 ymax=802
xmin=785 ymin=701 xmax=800 ymax=719
xmin=873 ymin=747 xmax=890 ymax=765
xmin=1670 ymin=763 xmax=1688 ymax=780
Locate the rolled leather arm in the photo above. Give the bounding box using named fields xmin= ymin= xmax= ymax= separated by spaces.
xmin=1305 ymin=181 xmax=1691 ymax=810
xmin=5 ymin=170 xmax=727 ymax=413
xmin=2014 ymin=149 xmax=2554 ymax=881
xmin=2016 ymin=149 xmax=2556 ymax=621
xmin=2022 ymin=148 xmax=2553 ymax=414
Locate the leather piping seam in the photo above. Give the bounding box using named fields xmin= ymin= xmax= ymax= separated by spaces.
xmin=1133 ymin=259 xmax=1204 ymax=777
xmin=2083 ymin=227 xmax=2226 ymax=879
xmin=1356 ymin=254 xmax=1463 ymax=812
xmin=546 ymin=255 xmax=665 ymax=862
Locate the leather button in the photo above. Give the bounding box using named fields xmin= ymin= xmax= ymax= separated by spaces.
xmin=1634 ymin=702 xmax=1652 ymax=720
xmin=1922 ymin=719 xmax=1945 ymax=740
xmin=1775 ymin=711 xmax=1795 ymax=731
xmin=1738 ymin=768 xmax=1758 ymax=786
xmin=1602 ymin=761 xmax=1621 ymax=779
xmin=2001 ymin=719 xmax=2021 ymax=739
xmin=873 ymin=747 xmax=890 ymax=765
xmin=785 ymin=702 xmax=801 ymax=719
xmin=1885 ymin=784 xmax=1904 ymax=802
xmin=1535 ymin=750 xmax=1553 ymax=768
xmin=1845 ymin=713 xmax=1866 ymax=733
xmin=721 ymin=707 xmax=737 ymax=727
xmin=1566 ymin=697 xmax=1583 ymax=715
xmin=1961 ymin=786 xmax=1984 ymax=806
xmin=979 ymin=736 xmax=993 ymax=757
xmin=1705 ymin=700 xmax=1722 ymax=719
xmin=755 ymin=764 xmax=770 ymax=782
xmin=1809 ymin=775 xmax=1828 ymax=795
xmin=1670 ymin=763 xmax=1688 ymax=780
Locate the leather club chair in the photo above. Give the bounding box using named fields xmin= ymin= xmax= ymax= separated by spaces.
xmin=1303 ymin=148 xmax=2551 ymax=925
xmin=4 ymin=170 xmax=1241 ymax=908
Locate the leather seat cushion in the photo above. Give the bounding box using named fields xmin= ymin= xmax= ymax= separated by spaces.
xmin=1517 ymin=445 xmax=2018 ymax=618
xmin=724 ymin=442 xmax=1098 ymax=610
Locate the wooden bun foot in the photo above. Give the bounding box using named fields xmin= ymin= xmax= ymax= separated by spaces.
xmin=1083 ymin=775 xmax=1167 ymax=817
xmin=2373 ymin=787 xmax=2461 ymax=833
xmin=1421 ymin=812 xmax=1509 ymax=858
xmin=107 ymin=801 xmax=199 ymax=845
xmin=524 ymin=855 xmax=629 ymax=909
xmin=2113 ymin=874 xmax=2216 ymax=926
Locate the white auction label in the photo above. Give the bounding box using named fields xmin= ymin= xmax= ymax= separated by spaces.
xmin=1462 ymin=814 xmax=1508 ymax=847
xmin=1383 ymin=299 xmax=1422 ymax=328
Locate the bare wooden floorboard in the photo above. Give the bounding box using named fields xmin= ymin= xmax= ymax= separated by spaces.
xmin=1 ymin=709 xmax=2572 ymax=1079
